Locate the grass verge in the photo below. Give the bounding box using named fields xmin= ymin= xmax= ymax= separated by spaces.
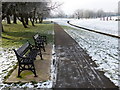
xmin=2 ymin=21 xmax=54 ymax=48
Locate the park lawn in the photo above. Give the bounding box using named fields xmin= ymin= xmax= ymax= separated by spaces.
xmin=2 ymin=21 xmax=54 ymax=48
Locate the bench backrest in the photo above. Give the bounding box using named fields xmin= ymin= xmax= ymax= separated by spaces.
xmin=33 ymin=34 xmax=42 ymax=43
xmin=34 ymin=34 xmax=39 ymax=39
xmin=17 ymin=42 xmax=30 ymax=56
xmin=13 ymin=42 xmax=31 ymax=62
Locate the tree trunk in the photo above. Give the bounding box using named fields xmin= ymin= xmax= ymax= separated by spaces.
xmin=32 ymin=8 xmax=36 ymax=26
xmin=30 ymin=18 xmax=35 ymax=26
xmin=21 ymin=17 xmax=28 ymax=28
xmin=2 ymin=25 xmax=4 ymax=32
xmin=6 ymin=15 xmax=11 ymax=24
xmin=39 ymin=17 xmax=43 ymax=23
xmin=1 ymin=23 xmax=4 ymax=32
xmin=32 ymin=18 xmax=35 ymax=26
xmin=35 ymin=18 xmax=38 ymax=23
xmin=39 ymin=18 xmax=41 ymax=23
xmin=13 ymin=14 xmax=17 ymax=24
xmin=1 ymin=15 xmax=5 ymax=32
xmin=25 ymin=17 xmax=29 ymax=25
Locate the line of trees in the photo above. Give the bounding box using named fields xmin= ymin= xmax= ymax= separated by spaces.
xmin=50 ymin=9 xmax=117 ymax=19
xmin=73 ymin=9 xmax=117 ymax=19
xmin=1 ymin=1 xmax=61 ymax=32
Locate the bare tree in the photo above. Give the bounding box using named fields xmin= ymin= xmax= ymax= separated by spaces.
xmin=74 ymin=9 xmax=82 ymax=19
xmin=1 ymin=1 xmax=62 ymax=31
xmin=73 ymin=9 xmax=116 ymax=19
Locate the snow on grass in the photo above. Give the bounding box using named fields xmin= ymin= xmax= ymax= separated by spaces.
xmin=48 ymin=17 xmax=120 ymax=86
xmin=0 ymin=45 xmax=57 ymax=89
xmin=0 ymin=28 xmax=56 ymax=89
xmin=0 ymin=47 xmax=17 ymax=84
xmin=70 ymin=17 xmax=118 ymax=36
xmin=64 ymin=28 xmax=120 ymax=87
xmin=49 ymin=17 xmax=118 ymax=36
xmin=50 ymin=18 xmax=120 ymax=87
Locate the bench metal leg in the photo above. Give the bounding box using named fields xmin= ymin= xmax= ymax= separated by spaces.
xmin=18 ymin=66 xmax=22 ymax=77
xmin=40 ymin=44 xmax=45 ymax=52
xmin=18 ymin=64 xmax=37 ymax=77
xmin=38 ymin=48 xmax=43 ymax=60
xmin=39 ymin=53 xmax=43 ymax=60
xmin=30 ymin=64 xmax=37 ymax=77
xmin=45 ymin=38 xmax=47 ymax=45
xmin=42 ymin=44 xmax=45 ymax=52
xmin=43 ymin=46 xmax=45 ymax=52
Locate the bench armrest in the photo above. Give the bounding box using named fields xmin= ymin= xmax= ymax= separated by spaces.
xmin=19 ymin=55 xmax=35 ymax=63
xmin=30 ymin=44 xmax=36 ymax=49
xmin=18 ymin=55 xmax=30 ymax=59
xmin=18 ymin=54 xmax=35 ymax=60
xmin=41 ymin=36 xmax=46 ymax=38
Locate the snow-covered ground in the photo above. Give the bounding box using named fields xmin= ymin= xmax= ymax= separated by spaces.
xmin=0 ymin=45 xmax=57 ymax=89
xmin=70 ymin=17 xmax=118 ymax=36
xmin=64 ymin=28 xmax=120 ymax=87
xmin=0 ymin=18 xmax=119 ymax=88
xmin=0 ymin=31 xmax=57 ymax=89
xmin=0 ymin=47 xmax=17 ymax=83
xmin=49 ymin=16 xmax=118 ymax=36
xmin=50 ymin=18 xmax=120 ymax=87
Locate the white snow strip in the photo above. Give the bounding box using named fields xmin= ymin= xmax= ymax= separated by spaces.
xmin=70 ymin=17 xmax=118 ymax=36
xmin=0 ymin=47 xmax=17 ymax=84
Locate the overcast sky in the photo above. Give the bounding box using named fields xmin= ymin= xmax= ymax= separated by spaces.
xmin=52 ymin=0 xmax=119 ymax=15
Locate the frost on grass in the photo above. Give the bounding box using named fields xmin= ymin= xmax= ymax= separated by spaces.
xmin=0 ymin=45 xmax=57 ymax=89
xmin=70 ymin=17 xmax=118 ymax=36
xmin=0 ymin=47 xmax=17 ymax=83
xmin=64 ymin=28 xmax=120 ymax=87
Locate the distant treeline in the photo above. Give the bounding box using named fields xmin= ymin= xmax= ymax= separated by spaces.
xmin=73 ymin=9 xmax=117 ymax=19
xmin=51 ymin=9 xmax=117 ymax=19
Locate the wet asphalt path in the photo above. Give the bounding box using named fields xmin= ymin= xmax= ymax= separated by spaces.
xmin=54 ymin=23 xmax=118 ymax=89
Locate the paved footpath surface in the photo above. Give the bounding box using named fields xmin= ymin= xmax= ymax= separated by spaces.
xmin=54 ymin=23 xmax=118 ymax=89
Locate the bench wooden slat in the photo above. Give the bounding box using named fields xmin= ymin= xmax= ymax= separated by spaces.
xmin=17 ymin=42 xmax=30 ymax=56
xmin=26 ymin=48 xmax=38 ymax=60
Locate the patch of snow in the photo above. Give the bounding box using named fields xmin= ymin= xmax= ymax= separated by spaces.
xmin=70 ymin=18 xmax=118 ymax=36
xmin=64 ymin=28 xmax=120 ymax=87
xmin=0 ymin=43 xmax=57 ymax=89
xmin=48 ymin=17 xmax=119 ymax=36
xmin=49 ymin=18 xmax=119 ymax=87
xmin=0 ymin=47 xmax=17 ymax=84
xmin=50 ymin=44 xmax=57 ymax=88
